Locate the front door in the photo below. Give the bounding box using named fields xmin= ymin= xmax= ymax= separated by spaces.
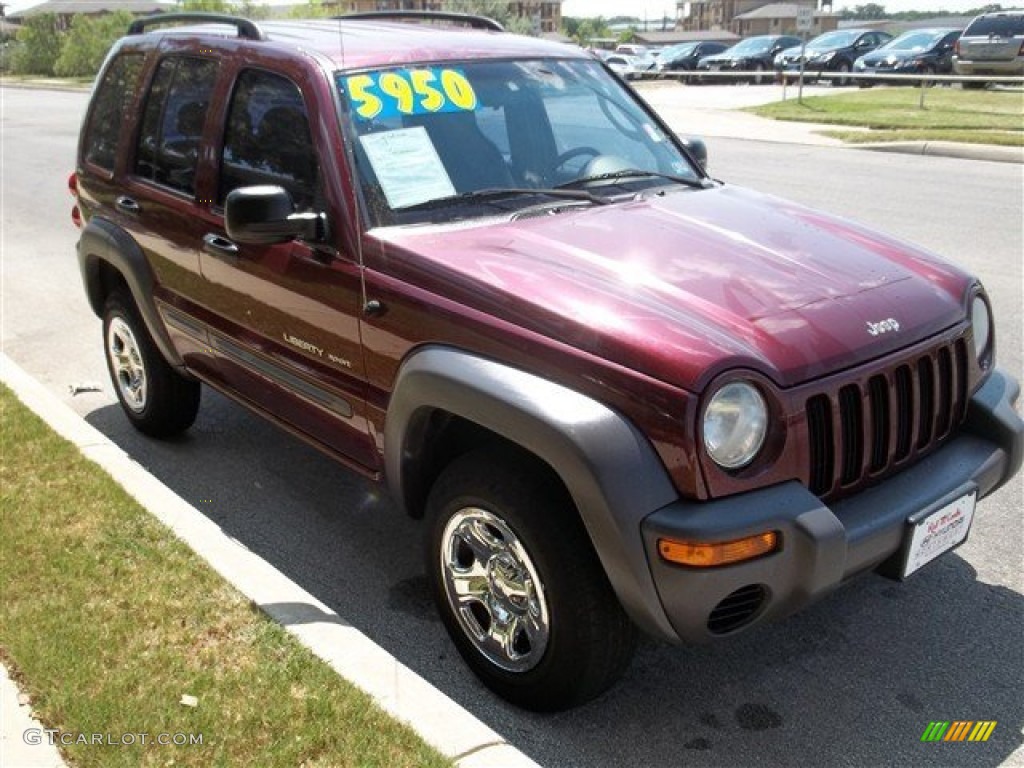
xmin=197 ymin=67 xmax=377 ymax=472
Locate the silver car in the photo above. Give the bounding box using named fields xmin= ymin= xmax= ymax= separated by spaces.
xmin=953 ymin=10 xmax=1024 ymax=88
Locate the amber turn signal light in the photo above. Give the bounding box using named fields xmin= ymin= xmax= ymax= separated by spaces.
xmin=658 ymin=531 xmax=778 ymax=568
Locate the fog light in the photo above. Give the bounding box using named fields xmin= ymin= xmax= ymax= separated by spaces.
xmin=658 ymin=531 xmax=778 ymax=568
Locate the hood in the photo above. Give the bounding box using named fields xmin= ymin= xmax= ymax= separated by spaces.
xmin=782 ymin=44 xmax=845 ymax=57
xmin=702 ymin=52 xmax=755 ymax=63
xmin=371 ymin=185 xmax=970 ymax=391
xmin=860 ymin=49 xmax=918 ymax=65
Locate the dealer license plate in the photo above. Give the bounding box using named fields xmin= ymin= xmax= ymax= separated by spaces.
xmin=901 ymin=491 xmax=976 ymax=578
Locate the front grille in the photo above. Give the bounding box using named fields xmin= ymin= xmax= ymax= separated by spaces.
xmin=806 ymin=336 xmax=970 ymax=499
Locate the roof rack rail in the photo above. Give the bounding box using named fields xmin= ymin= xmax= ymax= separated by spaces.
xmin=128 ymin=13 xmax=266 ymax=41
xmin=337 ymin=11 xmax=504 ymax=32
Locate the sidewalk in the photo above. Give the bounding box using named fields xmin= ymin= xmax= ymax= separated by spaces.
xmin=0 ymin=664 xmax=67 ymax=768
xmin=634 ymin=81 xmax=1024 ymax=164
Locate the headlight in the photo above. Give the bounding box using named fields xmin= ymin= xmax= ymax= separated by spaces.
xmin=702 ymin=381 xmax=768 ymax=470
xmin=971 ymin=295 xmax=992 ymax=365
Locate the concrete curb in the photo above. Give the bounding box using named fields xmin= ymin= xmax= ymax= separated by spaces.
xmin=0 ymin=354 xmax=540 ymax=768
xmin=853 ymin=140 xmax=1024 ymax=164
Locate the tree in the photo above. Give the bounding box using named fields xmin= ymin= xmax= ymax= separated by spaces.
xmin=839 ymin=3 xmax=887 ymax=19
xmin=12 ymin=14 xmax=63 ymax=76
xmin=287 ymin=1 xmax=333 ymax=19
xmin=178 ymin=0 xmax=234 ymax=10
xmin=235 ymin=1 xmax=272 ymax=20
xmin=55 ymin=11 xmax=133 ymax=77
xmin=441 ymin=1 xmax=534 ymax=35
xmin=569 ymin=17 xmax=611 ymax=46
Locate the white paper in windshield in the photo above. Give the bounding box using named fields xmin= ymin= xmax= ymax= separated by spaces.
xmin=359 ymin=127 xmax=455 ymax=209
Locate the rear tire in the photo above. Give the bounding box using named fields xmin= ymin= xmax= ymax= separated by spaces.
xmin=425 ymin=448 xmax=637 ymax=711
xmin=103 ymin=291 xmax=200 ymax=437
xmin=962 ymin=80 xmax=987 ymax=90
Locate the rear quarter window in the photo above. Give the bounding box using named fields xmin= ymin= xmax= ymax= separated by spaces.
xmin=83 ymin=53 xmax=143 ymax=170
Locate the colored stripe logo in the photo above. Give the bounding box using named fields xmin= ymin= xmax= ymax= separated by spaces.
xmin=921 ymin=721 xmax=996 ymax=742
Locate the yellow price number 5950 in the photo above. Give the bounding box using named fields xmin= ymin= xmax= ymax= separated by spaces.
xmin=345 ymin=68 xmax=478 ymax=121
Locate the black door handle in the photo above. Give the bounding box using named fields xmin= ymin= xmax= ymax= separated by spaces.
xmin=202 ymin=233 xmax=240 ymax=261
xmin=115 ymin=196 xmax=140 ymax=215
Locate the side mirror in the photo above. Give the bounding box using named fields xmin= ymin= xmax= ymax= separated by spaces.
xmin=680 ymin=136 xmax=708 ymax=170
xmin=225 ymin=185 xmax=324 ymax=245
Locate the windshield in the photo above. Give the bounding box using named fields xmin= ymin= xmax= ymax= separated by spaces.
xmin=808 ymin=30 xmax=859 ymax=49
xmin=726 ymin=36 xmax=773 ymax=55
xmin=338 ymin=58 xmax=701 ymax=226
xmin=882 ymin=31 xmax=945 ymax=51
xmin=663 ymin=43 xmax=698 ymax=58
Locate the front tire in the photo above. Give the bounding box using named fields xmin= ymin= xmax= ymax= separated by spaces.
xmin=832 ymin=62 xmax=851 ymax=87
xmin=425 ymin=449 xmax=636 ymax=711
xmin=103 ymin=291 xmax=200 ymax=437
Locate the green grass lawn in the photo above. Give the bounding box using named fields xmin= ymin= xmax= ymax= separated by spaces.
xmin=749 ymin=88 xmax=1024 ymax=146
xmin=0 ymin=385 xmax=449 ymax=768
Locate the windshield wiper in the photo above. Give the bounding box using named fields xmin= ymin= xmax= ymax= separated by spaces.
xmin=396 ymin=186 xmax=610 ymax=213
xmin=557 ymin=169 xmax=714 ymax=191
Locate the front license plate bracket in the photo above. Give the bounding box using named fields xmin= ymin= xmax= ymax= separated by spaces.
xmin=897 ymin=485 xmax=978 ymax=579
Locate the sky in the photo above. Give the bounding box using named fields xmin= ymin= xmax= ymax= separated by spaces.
xmin=1 ymin=0 xmax=996 ymax=17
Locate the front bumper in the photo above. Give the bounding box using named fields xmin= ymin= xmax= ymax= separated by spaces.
xmin=641 ymin=368 xmax=1022 ymax=644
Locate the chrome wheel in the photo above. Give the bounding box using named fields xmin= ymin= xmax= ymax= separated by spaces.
xmin=439 ymin=507 xmax=550 ymax=673
xmin=106 ymin=316 xmax=147 ymax=412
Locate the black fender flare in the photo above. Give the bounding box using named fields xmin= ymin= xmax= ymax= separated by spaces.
xmin=77 ymin=217 xmax=185 ymax=369
xmin=385 ymin=345 xmax=681 ymax=642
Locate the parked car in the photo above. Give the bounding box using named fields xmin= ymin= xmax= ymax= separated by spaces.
xmin=953 ymin=10 xmax=1024 ymax=88
xmin=73 ymin=10 xmax=1022 ymax=712
xmin=595 ymin=48 xmax=654 ymax=80
xmin=697 ymin=34 xmax=802 ymax=83
xmin=615 ymin=43 xmax=649 ymax=57
xmin=854 ymin=28 xmax=961 ymax=85
xmin=656 ymin=40 xmax=730 ymax=72
xmin=775 ymin=29 xmax=893 ymax=85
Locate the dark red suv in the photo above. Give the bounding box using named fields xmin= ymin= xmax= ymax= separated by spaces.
xmin=72 ymin=11 xmax=1023 ymax=711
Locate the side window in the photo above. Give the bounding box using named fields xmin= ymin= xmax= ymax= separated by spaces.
xmin=83 ymin=53 xmax=143 ymax=170
xmin=219 ymin=70 xmax=320 ymax=211
xmin=134 ymin=57 xmax=218 ymax=196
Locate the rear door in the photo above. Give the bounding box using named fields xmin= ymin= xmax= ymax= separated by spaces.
xmin=119 ymin=53 xmax=221 ymax=376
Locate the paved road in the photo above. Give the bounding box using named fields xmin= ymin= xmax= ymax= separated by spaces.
xmin=2 ymin=86 xmax=1022 ymax=767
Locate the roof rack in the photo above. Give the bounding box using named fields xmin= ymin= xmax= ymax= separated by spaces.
xmin=128 ymin=13 xmax=266 ymax=41
xmin=337 ymin=11 xmax=504 ymax=32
